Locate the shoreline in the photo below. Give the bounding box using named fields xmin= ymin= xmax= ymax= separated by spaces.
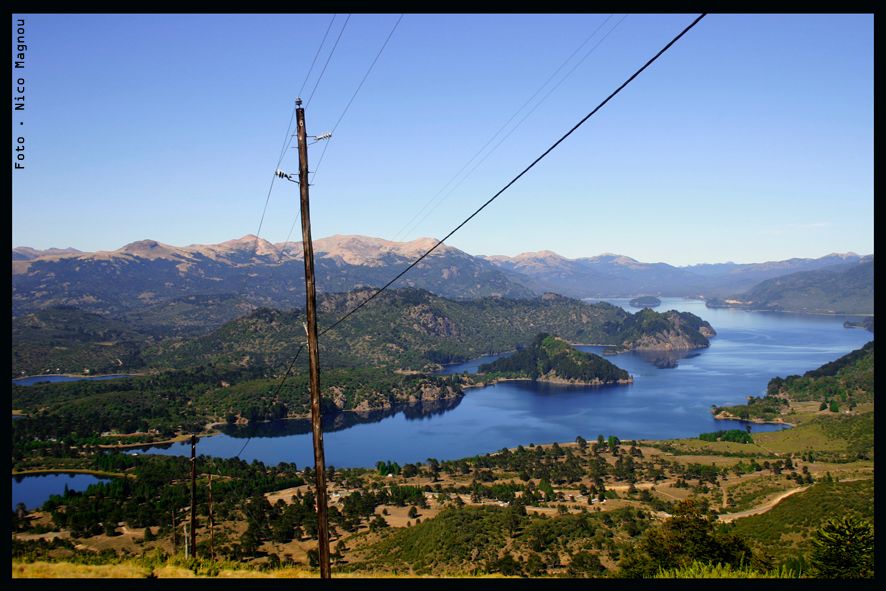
xmin=12 ymin=372 xmax=144 ymax=383
xmin=12 ymin=468 xmax=131 ymax=479
xmin=712 ymin=410 xmax=795 ymax=427
xmin=468 ymin=375 xmax=632 ymax=388
xmin=94 ymin=433 xmax=194 ymax=449
xmin=704 ymin=304 xmax=873 ymax=317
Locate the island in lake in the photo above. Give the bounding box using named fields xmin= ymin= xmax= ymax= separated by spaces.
xmin=843 ymin=317 xmax=874 ymax=333
xmin=478 ymin=333 xmax=632 ymax=385
xmin=629 ymin=295 xmax=661 ymax=308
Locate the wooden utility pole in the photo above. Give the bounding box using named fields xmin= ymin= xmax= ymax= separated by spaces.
xmin=295 ymin=97 xmax=331 ymax=578
xmin=189 ymin=434 xmax=197 ymax=559
xmin=208 ymin=472 xmax=214 ymax=561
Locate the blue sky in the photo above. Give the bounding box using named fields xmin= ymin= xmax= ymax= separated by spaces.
xmin=11 ymin=13 xmax=873 ymax=265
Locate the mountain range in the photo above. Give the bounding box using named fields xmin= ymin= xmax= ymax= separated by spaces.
xmin=11 ymin=235 xmax=532 ymax=317
xmin=12 ymin=234 xmax=872 ymax=317
xmin=481 ymin=250 xmax=871 ymax=299
xmin=705 ymin=259 xmax=874 ymax=315
xmin=12 ymin=288 xmax=716 ymax=377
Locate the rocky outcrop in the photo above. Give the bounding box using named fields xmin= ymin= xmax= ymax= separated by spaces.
xmin=535 ymin=372 xmax=633 ymax=386
xmin=407 ymin=304 xmax=459 ymax=337
xmin=617 ymin=309 xmax=716 ymax=352
xmin=479 ymin=334 xmax=632 ymax=385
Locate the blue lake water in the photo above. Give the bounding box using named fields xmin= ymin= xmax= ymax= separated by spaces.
xmin=130 ymin=298 xmax=872 ymax=469
xmin=12 ymin=473 xmax=110 ymax=511
xmin=12 ymin=374 xmax=135 ymax=386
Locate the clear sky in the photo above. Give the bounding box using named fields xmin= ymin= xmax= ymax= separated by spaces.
xmin=11 ymin=13 xmax=873 ymax=265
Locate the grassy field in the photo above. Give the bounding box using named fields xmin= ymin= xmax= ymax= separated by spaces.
xmin=753 ymin=411 xmax=873 ymax=461
xmin=729 ymin=479 xmax=874 ymax=564
xmin=11 ymin=560 xmax=512 ymax=578
xmin=725 ymin=475 xmax=799 ymax=512
xmin=12 ymin=393 xmax=873 ymax=578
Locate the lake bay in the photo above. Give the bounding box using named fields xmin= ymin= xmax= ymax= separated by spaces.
xmin=134 ymin=298 xmax=871 ymax=468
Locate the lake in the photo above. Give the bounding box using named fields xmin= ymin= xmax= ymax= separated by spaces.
xmin=12 ymin=473 xmax=110 ymax=511
xmin=130 ymin=298 xmax=871 ymax=469
xmin=12 ymin=374 xmax=135 ymax=387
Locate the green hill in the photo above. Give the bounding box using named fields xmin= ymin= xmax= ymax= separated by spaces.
xmin=714 ymin=341 xmax=874 ymax=423
xmin=359 ymin=505 xmax=644 ymax=576
xmin=706 ymin=260 xmax=873 ymax=314
xmin=729 ymin=479 xmax=873 ymax=565
xmin=141 ymin=288 xmax=715 ymax=373
xmin=12 ymin=306 xmax=151 ymax=377
xmin=478 ymin=334 xmax=631 ymax=384
xmin=629 ymin=296 xmax=661 ymax=308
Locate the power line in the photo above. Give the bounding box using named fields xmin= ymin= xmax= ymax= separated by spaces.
xmin=299 ymin=14 xmax=338 ymax=99
xmin=246 ymin=14 xmax=341 ymax=289
xmin=234 ymin=342 xmax=305 ymax=460
xmin=395 ymin=14 xmax=629 ymax=243
xmin=251 ymin=106 xmax=297 ymax=251
xmin=306 ymin=14 xmax=352 ymax=108
xmin=310 ymin=13 xmax=404 ymax=185
xmin=269 ymin=13 xmax=707 ymax=397
xmin=272 ymin=14 xmax=404 ymax=288
xmin=392 ymin=13 xmax=622 ymax=243
xmin=228 ymin=17 xmax=344 ymax=460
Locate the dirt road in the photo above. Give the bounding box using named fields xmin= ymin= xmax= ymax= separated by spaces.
xmin=717 ymin=486 xmax=809 ymax=523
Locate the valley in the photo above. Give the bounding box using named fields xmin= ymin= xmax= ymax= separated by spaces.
xmin=10 ymin=238 xmax=875 ymax=580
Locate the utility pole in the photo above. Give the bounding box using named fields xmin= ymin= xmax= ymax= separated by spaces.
xmin=208 ymin=472 xmax=214 ymax=562
xmin=295 ymin=97 xmax=331 ymax=578
xmin=189 ymin=434 xmax=197 ymax=560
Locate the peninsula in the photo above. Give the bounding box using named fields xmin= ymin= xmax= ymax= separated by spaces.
xmin=478 ymin=333 xmax=632 ymax=385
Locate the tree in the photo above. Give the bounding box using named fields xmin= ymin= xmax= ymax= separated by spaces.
xmin=489 ymin=553 xmax=523 ymax=577
xmin=576 ymin=435 xmax=588 ymax=450
xmin=525 ymin=552 xmax=546 ymax=577
xmin=567 ymin=551 xmax=606 ymax=577
xmin=369 ymin=514 xmax=389 ymax=531
xmin=408 ymin=506 xmax=419 ymax=519
xmin=809 ymin=516 xmax=874 ymax=578
xmin=617 ymin=499 xmax=751 ymax=578
xmin=426 ymin=458 xmax=441 ymax=481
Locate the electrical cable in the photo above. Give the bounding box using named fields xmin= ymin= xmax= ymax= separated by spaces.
xmin=306 ymin=14 xmax=352 ymax=108
xmin=395 ymin=14 xmax=629 ymax=242
xmin=391 ymin=13 xmax=620 ymax=243
xmin=241 ymin=12 xmax=706 ymax=458
xmin=317 ymin=14 xmax=706 ymax=339
xmin=310 ymin=13 xmax=405 ymax=185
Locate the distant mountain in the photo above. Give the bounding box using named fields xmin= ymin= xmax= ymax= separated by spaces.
xmin=12 ymin=246 xmax=82 ymax=261
xmin=482 ymin=251 xmax=872 ymax=298
xmin=706 ymin=259 xmax=873 ymax=315
xmin=13 ymin=234 xmax=872 ymax=316
xmin=12 ymin=235 xmax=534 ymax=317
xmin=480 ymin=251 xmax=704 ymax=298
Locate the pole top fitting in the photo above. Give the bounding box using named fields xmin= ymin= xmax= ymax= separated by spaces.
xmin=296 ymin=97 xmax=303 ymax=107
